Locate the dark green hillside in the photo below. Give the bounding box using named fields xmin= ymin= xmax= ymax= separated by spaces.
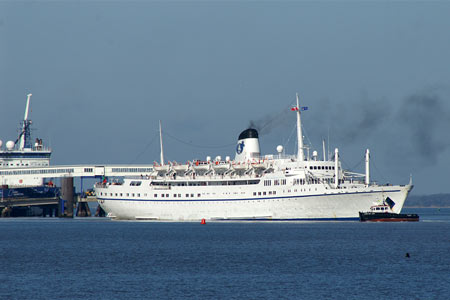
xmin=405 ymin=194 xmax=450 ymax=208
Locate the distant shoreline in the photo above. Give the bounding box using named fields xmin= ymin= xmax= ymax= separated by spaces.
xmin=405 ymin=194 xmax=450 ymax=208
xmin=404 ymin=206 xmax=450 ymax=208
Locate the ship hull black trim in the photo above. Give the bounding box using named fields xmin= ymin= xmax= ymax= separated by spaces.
xmin=359 ymin=212 xmax=419 ymax=222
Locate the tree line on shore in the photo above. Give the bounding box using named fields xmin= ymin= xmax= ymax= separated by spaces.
xmin=405 ymin=193 xmax=450 ymax=208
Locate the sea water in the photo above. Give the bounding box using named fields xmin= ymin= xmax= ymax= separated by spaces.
xmin=1 ymin=208 xmax=449 ymax=300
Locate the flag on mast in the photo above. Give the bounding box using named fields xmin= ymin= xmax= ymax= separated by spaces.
xmin=290 ymin=106 xmax=308 ymax=111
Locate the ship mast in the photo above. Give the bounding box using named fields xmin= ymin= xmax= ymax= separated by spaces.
xmin=159 ymin=120 xmax=165 ymax=166
xmin=296 ymin=93 xmax=305 ymax=161
xmin=18 ymin=93 xmax=33 ymax=150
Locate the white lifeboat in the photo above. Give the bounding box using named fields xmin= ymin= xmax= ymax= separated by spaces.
xmin=212 ymin=161 xmax=231 ymax=172
xmin=232 ymin=162 xmax=247 ymax=171
xmin=192 ymin=161 xmax=210 ymax=172
xmin=173 ymin=163 xmax=190 ymax=172
xmin=153 ymin=162 xmax=170 ymax=172
xmin=251 ymin=160 xmax=266 ymax=171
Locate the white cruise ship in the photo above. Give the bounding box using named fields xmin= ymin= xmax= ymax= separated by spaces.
xmin=95 ymin=95 xmax=413 ymax=221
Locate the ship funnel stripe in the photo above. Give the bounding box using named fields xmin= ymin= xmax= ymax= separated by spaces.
xmin=238 ymin=129 xmax=258 ymax=140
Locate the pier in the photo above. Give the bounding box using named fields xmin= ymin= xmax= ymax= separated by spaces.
xmin=0 ymin=164 xmax=154 ymax=217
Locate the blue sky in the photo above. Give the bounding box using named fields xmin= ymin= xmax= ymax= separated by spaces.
xmin=1 ymin=1 xmax=450 ymax=195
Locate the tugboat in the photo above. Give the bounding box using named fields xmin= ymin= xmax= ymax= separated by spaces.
xmin=359 ymin=198 xmax=419 ymax=222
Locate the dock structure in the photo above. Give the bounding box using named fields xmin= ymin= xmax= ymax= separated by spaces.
xmin=0 ymin=164 xmax=154 ymax=217
xmin=0 ymin=164 xmax=154 ymax=183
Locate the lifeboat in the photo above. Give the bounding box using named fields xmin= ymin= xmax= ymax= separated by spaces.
xmin=232 ymin=163 xmax=247 ymax=171
xmin=153 ymin=162 xmax=170 ymax=172
xmin=212 ymin=161 xmax=231 ymax=172
xmin=251 ymin=161 xmax=266 ymax=171
xmin=173 ymin=164 xmax=190 ymax=172
xmin=192 ymin=161 xmax=210 ymax=172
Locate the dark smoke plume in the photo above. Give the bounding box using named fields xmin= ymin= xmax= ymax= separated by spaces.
xmin=396 ymin=89 xmax=450 ymax=163
xmin=248 ymin=106 xmax=293 ymax=135
xmin=289 ymin=88 xmax=450 ymax=168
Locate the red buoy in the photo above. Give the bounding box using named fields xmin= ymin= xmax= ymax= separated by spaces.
xmin=201 ymin=218 xmax=206 ymax=224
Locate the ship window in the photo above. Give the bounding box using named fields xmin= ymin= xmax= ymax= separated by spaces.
xmin=174 ymin=194 xmax=177 ymax=198
xmin=253 ymin=192 xmax=256 ymax=196
xmin=132 ymin=193 xmax=135 ymax=197
xmin=191 ymin=194 xmax=194 ymax=197
xmin=263 ymin=192 xmax=266 ymax=195
xmin=137 ymin=193 xmax=140 ymax=197
xmin=198 ymin=194 xmax=201 ymax=197
xmin=166 ymin=194 xmax=169 ymax=197
xmin=258 ymin=192 xmax=261 ymax=196
xmin=126 ymin=193 xmax=129 ymax=196
xmin=120 ymin=193 xmax=123 ymax=196
xmin=178 ymin=194 xmax=181 ymax=197
xmin=154 ymin=194 xmax=157 ymax=197
xmin=115 ymin=193 xmax=118 ymax=196
xmin=186 ymin=194 xmax=189 ymax=197
xmin=161 ymin=194 xmax=165 ymax=197
xmin=273 ymin=191 xmax=276 ymax=195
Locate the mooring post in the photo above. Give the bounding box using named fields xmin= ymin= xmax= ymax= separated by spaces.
xmin=60 ymin=177 xmax=74 ymax=218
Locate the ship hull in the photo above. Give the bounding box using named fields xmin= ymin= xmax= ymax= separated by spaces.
xmin=0 ymin=186 xmax=59 ymax=200
xmin=96 ymin=185 xmax=411 ymax=221
xmin=359 ymin=212 xmax=419 ymax=222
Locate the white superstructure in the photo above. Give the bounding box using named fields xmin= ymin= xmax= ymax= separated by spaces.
xmin=0 ymin=94 xmax=51 ymax=186
xmin=95 ymin=95 xmax=413 ymax=221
